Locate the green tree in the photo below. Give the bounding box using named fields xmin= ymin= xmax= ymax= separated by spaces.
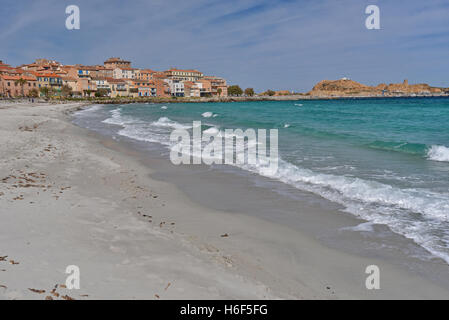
xmin=39 ymin=86 xmax=50 ymax=98
xmin=228 ymin=85 xmax=243 ymax=96
xmin=265 ymin=90 xmax=275 ymax=96
xmin=61 ymin=85 xmax=73 ymax=97
xmin=28 ymin=88 xmax=39 ymax=98
xmin=15 ymin=78 xmax=28 ymax=97
xmin=244 ymin=88 xmax=255 ymax=96
xmin=95 ymin=89 xmax=109 ymax=97
xmin=217 ymin=88 xmax=222 ymax=96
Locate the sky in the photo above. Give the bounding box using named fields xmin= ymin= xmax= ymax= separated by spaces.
xmin=1 ymin=0 xmax=448 ymax=92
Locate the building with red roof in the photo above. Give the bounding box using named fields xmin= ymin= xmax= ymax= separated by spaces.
xmin=0 ymin=74 xmax=38 ymax=97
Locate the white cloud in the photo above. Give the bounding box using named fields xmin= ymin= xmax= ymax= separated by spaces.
xmin=1 ymin=0 xmax=448 ymax=91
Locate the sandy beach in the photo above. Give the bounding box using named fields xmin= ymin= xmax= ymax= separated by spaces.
xmin=1 ymin=101 xmax=448 ymax=300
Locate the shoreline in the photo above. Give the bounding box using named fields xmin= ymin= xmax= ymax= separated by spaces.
xmin=1 ymin=102 xmax=448 ymax=299
xmin=2 ymin=93 xmax=449 ymax=106
xmin=75 ymin=103 xmax=449 ymax=294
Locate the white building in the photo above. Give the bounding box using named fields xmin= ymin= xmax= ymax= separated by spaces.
xmin=165 ymin=79 xmax=185 ymax=97
xmin=113 ymin=67 xmax=136 ymax=79
xmin=91 ymin=77 xmax=111 ymax=95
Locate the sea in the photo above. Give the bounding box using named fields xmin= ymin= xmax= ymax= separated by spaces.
xmin=73 ymin=97 xmax=449 ymax=264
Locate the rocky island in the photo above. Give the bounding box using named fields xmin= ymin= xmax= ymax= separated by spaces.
xmin=307 ymin=79 xmax=449 ymax=98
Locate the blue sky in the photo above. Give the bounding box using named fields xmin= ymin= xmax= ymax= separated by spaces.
xmin=1 ymin=0 xmax=448 ymax=92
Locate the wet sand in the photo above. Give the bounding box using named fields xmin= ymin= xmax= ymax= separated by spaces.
xmin=0 ymin=101 xmax=448 ymax=299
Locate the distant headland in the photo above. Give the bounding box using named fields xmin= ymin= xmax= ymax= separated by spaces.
xmin=306 ymin=78 xmax=449 ymax=99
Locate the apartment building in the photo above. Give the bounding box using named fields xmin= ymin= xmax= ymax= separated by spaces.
xmin=104 ymin=57 xmax=131 ymax=69
xmin=0 ymin=66 xmax=24 ymax=76
xmin=130 ymin=80 xmax=156 ymax=97
xmin=92 ymin=77 xmax=111 ymax=94
xmin=135 ymin=69 xmax=156 ymax=81
xmin=20 ymin=59 xmax=61 ymax=72
xmin=197 ymin=79 xmax=212 ymax=96
xmin=155 ymin=79 xmax=171 ymax=97
xmin=0 ymin=75 xmax=37 ymax=97
xmin=165 ymin=79 xmax=185 ymax=97
xmin=203 ymin=76 xmax=228 ymax=97
xmin=165 ymin=68 xmax=203 ymax=82
xmin=35 ymin=73 xmax=63 ymax=91
xmin=78 ymin=77 xmax=97 ymax=96
xmin=109 ymin=78 xmax=130 ymax=97
xmin=76 ymin=65 xmax=98 ymax=78
xmin=62 ymin=77 xmax=78 ymax=94
xmin=113 ymin=67 xmax=136 ymax=79
xmin=1 ymin=57 xmax=228 ymax=99
xmin=184 ymin=81 xmax=201 ymax=97
xmin=96 ymin=66 xmax=114 ymax=78
xmin=130 ymin=79 xmax=170 ymax=97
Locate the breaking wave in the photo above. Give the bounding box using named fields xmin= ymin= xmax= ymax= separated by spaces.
xmin=99 ymin=106 xmax=449 ymax=264
xmin=240 ymin=158 xmax=449 ymax=263
xmin=427 ymin=145 xmax=449 ymax=162
xmin=367 ymin=140 xmax=449 ymax=163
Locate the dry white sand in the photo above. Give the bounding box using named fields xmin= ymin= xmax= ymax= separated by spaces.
xmin=0 ymin=101 xmax=448 ymax=300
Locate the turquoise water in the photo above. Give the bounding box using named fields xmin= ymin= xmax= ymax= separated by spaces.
xmin=75 ymin=98 xmax=449 ymax=263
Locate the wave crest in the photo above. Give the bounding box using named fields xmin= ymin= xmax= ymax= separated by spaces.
xmin=366 ymin=140 xmax=427 ymax=155
xmin=151 ymin=117 xmax=191 ymax=130
xmin=202 ymin=112 xmax=213 ymax=118
xmin=427 ymin=145 xmax=449 ymax=162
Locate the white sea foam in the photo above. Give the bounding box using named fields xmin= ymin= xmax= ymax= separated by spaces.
xmin=235 ymin=158 xmax=449 ymax=263
xmin=284 ymin=124 xmax=290 ymax=128
xmin=341 ymin=222 xmax=375 ymax=232
xmin=73 ymin=104 xmax=104 ymax=117
xmin=203 ymin=127 xmax=220 ymax=135
xmin=108 ymin=111 xmax=449 ymax=228
xmin=118 ymin=125 xmax=162 ymax=144
xmin=427 ymin=145 xmax=449 ymax=162
xmin=102 ymin=108 xmax=132 ymax=126
xmin=294 ymin=103 xmax=303 ymax=107
xmin=98 ymin=107 xmax=449 ymax=263
xmin=161 ymin=106 xmax=168 ymax=110
xmin=269 ymin=160 xmax=449 ymax=221
xmin=202 ymin=112 xmax=214 ymax=118
xmin=150 ymin=117 xmax=191 ymax=130
xmin=102 ymin=109 xmax=187 ymax=146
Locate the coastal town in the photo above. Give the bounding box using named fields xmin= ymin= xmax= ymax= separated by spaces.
xmin=1 ymin=57 xmax=448 ymax=101
xmin=0 ymin=57 xmax=230 ymax=99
